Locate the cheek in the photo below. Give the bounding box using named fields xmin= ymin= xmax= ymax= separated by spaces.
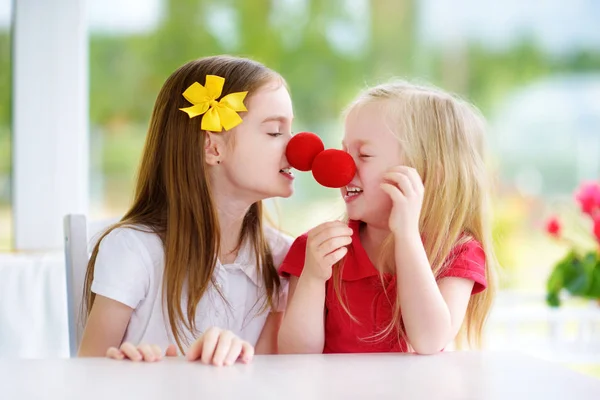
xmin=358 ymin=164 xmax=383 ymax=187
xmin=225 ymin=147 xmax=260 ymax=179
xmin=361 ymin=166 xmax=392 ymax=201
xmin=251 ymin=137 xmax=286 ymax=160
xmin=234 ymin=148 xmax=277 ymax=177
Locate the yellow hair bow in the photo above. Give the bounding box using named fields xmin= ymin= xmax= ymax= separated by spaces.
xmin=179 ymin=75 xmax=248 ymax=132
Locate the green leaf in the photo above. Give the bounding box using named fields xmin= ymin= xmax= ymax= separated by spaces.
xmin=546 ymin=291 xmax=561 ymax=307
xmin=560 ymin=252 xmax=593 ymax=296
xmin=584 ymin=258 xmax=600 ymax=298
xmin=545 ymin=250 xmax=600 ymax=303
xmin=546 ymin=265 xmax=564 ymax=294
xmin=547 ymin=251 xmax=575 ymax=294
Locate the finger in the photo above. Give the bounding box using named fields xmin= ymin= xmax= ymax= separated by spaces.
xmin=324 ymin=246 xmax=348 ymax=266
xmin=165 ymin=344 xmax=178 ymax=357
xmin=404 ymin=167 xmax=424 ymax=194
xmin=120 ymin=342 xmax=142 ymax=361
xmin=151 ymin=344 xmax=163 ymax=360
xmin=318 ymin=235 xmax=352 ymax=256
xmin=389 ymin=165 xmax=416 ymax=174
xmin=383 ymin=172 xmax=413 ymax=196
xmin=389 ymin=166 xmax=423 ymax=193
xmin=308 ymin=221 xmax=349 ymax=238
xmin=211 ymin=331 xmax=234 ymax=366
xmin=380 ymin=182 xmax=405 ymax=203
xmin=187 ymin=335 xmax=205 ymax=361
xmin=106 ymin=347 xmax=125 ymax=360
xmin=239 ymin=341 xmax=255 ymax=364
xmin=200 ymin=328 xmax=222 ymax=365
xmin=223 ymin=339 xmax=243 ymax=366
xmin=311 ymin=225 xmax=353 ymax=248
xmin=138 ymin=344 xmax=157 ymax=362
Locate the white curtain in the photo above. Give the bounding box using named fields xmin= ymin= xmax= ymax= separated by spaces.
xmin=0 ymin=253 xmax=69 ymax=358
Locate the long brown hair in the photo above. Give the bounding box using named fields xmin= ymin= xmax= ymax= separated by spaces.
xmin=334 ymin=80 xmax=498 ymax=349
xmin=82 ymin=55 xmax=284 ymax=353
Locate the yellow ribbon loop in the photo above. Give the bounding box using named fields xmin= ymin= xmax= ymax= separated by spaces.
xmin=179 ymin=75 xmax=248 ymax=132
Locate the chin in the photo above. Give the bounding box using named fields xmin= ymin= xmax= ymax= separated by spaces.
xmin=277 ymin=179 xmax=295 ymax=197
xmin=345 ymin=207 xmax=362 ymax=221
xmin=256 ymin=186 xmax=294 ymax=201
xmin=359 ymin=212 xmax=392 ymax=229
xmin=277 ymin=186 xmax=294 ymax=198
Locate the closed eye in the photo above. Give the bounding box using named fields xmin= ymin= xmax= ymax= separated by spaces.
xmin=359 ymin=154 xmax=372 ymax=158
xmin=268 ymin=132 xmax=283 ymax=137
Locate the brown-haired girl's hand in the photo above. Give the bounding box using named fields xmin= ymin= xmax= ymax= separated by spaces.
xmin=303 ymin=221 xmax=353 ymax=281
xmin=106 ymin=343 xmax=178 ymax=362
xmin=186 ymin=327 xmax=254 ymax=366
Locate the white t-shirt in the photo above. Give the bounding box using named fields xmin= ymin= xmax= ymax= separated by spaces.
xmin=90 ymin=225 xmax=292 ymax=353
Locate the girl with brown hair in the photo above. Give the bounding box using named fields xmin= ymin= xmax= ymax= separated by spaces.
xmin=78 ymin=55 xmax=295 ymax=366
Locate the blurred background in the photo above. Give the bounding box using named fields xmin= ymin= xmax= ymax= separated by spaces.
xmin=1 ymin=0 xmax=599 ymax=377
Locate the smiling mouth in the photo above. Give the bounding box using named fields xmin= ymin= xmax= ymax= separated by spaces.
xmin=344 ymin=185 xmax=363 ymax=200
xmin=279 ymin=167 xmax=294 ymax=179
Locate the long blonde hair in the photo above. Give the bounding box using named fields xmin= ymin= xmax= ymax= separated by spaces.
xmin=82 ymin=55 xmax=284 ymax=353
xmin=334 ymin=80 xmax=497 ymax=349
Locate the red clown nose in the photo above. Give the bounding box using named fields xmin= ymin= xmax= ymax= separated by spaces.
xmin=285 ymin=132 xmax=324 ymax=172
xmin=285 ymin=132 xmax=356 ymax=188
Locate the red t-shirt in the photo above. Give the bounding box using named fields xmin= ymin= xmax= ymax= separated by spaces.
xmin=279 ymin=220 xmax=487 ymax=353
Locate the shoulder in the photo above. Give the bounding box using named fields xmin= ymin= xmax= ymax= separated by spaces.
xmin=264 ymin=226 xmax=294 ymax=262
xmin=277 ymin=231 xmax=310 ymax=278
xmin=91 ymin=226 xmax=163 ymax=308
xmin=449 ymin=237 xmax=485 ymax=265
xmin=440 ymin=237 xmax=487 ymax=294
xmin=97 ymin=225 xmax=163 ymax=269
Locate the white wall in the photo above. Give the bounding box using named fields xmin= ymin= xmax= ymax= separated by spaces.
xmin=12 ymin=0 xmax=89 ymax=250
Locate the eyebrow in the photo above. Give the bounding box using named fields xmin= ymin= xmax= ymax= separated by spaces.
xmin=341 ymin=139 xmax=371 ymax=147
xmin=261 ymin=116 xmax=292 ymax=124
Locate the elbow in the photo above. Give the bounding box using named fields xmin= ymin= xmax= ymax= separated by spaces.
xmin=277 ymin=328 xmax=322 ymax=355
xmin=408 ymin=328 xmax=452 ymax=355
xmin=277 ymin=336 xmax=320 ymax=355
xmin=76 ymin=347 xmax=100 ymax=358
xmin=411 ymin=342 xmax=445 ymax=355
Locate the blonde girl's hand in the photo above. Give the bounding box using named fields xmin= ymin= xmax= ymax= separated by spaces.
xmin=303 ymin=221 xmax=353 ymax=281
xmin=380 ymin=166 xmax=424 ymax=238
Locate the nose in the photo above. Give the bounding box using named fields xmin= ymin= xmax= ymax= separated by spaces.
xmin=285 ymin=132 xmax=325 ymax=172
xmin=312 ymin=149 xmax=356 ymax=188
xmin=348 ymin=151 xmax=359 ymax=166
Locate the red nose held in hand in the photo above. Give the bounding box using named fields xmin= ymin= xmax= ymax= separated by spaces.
xmin=285 ymin=132 xmax=356 ymax=188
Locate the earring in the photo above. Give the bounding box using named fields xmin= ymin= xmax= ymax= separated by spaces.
xmin=217 ymin=160 xmax=221 ymax=164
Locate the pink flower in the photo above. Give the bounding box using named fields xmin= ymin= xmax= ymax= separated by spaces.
xmin=575 ymin=181 xmax=600 ymax=216
xmin=545 ymin=216 xmax=561 ymax=238
xmin=594 ymin=215 xmax=600 ymax=244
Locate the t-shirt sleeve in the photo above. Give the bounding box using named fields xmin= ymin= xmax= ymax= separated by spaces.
xmin=265 ymin=228 xmax=294 ymax=312
xmin=438 ymin=239 xmax=487 ymax=295
xmin=90 ymin=228 xmax=151 ymax=309
xmin=278 ymin=234 xmax=309 ymax=278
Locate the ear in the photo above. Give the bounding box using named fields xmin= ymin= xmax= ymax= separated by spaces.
xmin=204 ymin=131 xmax=226 ymax=166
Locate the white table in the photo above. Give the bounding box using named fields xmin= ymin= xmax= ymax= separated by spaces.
xmin=2 ymin=352 xmax=599 ymax=399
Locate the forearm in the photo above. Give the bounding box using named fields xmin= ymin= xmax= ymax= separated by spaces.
xmin=278 ymin=274 xmax=326 ymax=354
xmin=255 ymin=312 xmax=283 ymax=355
xmin=395 ymin=236 xmax=452 ymax=354
xmin=78 ymin=295 xmax=132 ymax=357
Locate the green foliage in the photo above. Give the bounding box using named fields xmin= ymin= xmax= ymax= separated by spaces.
xmin=547 ymin=250 xmax=600 ymax=307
